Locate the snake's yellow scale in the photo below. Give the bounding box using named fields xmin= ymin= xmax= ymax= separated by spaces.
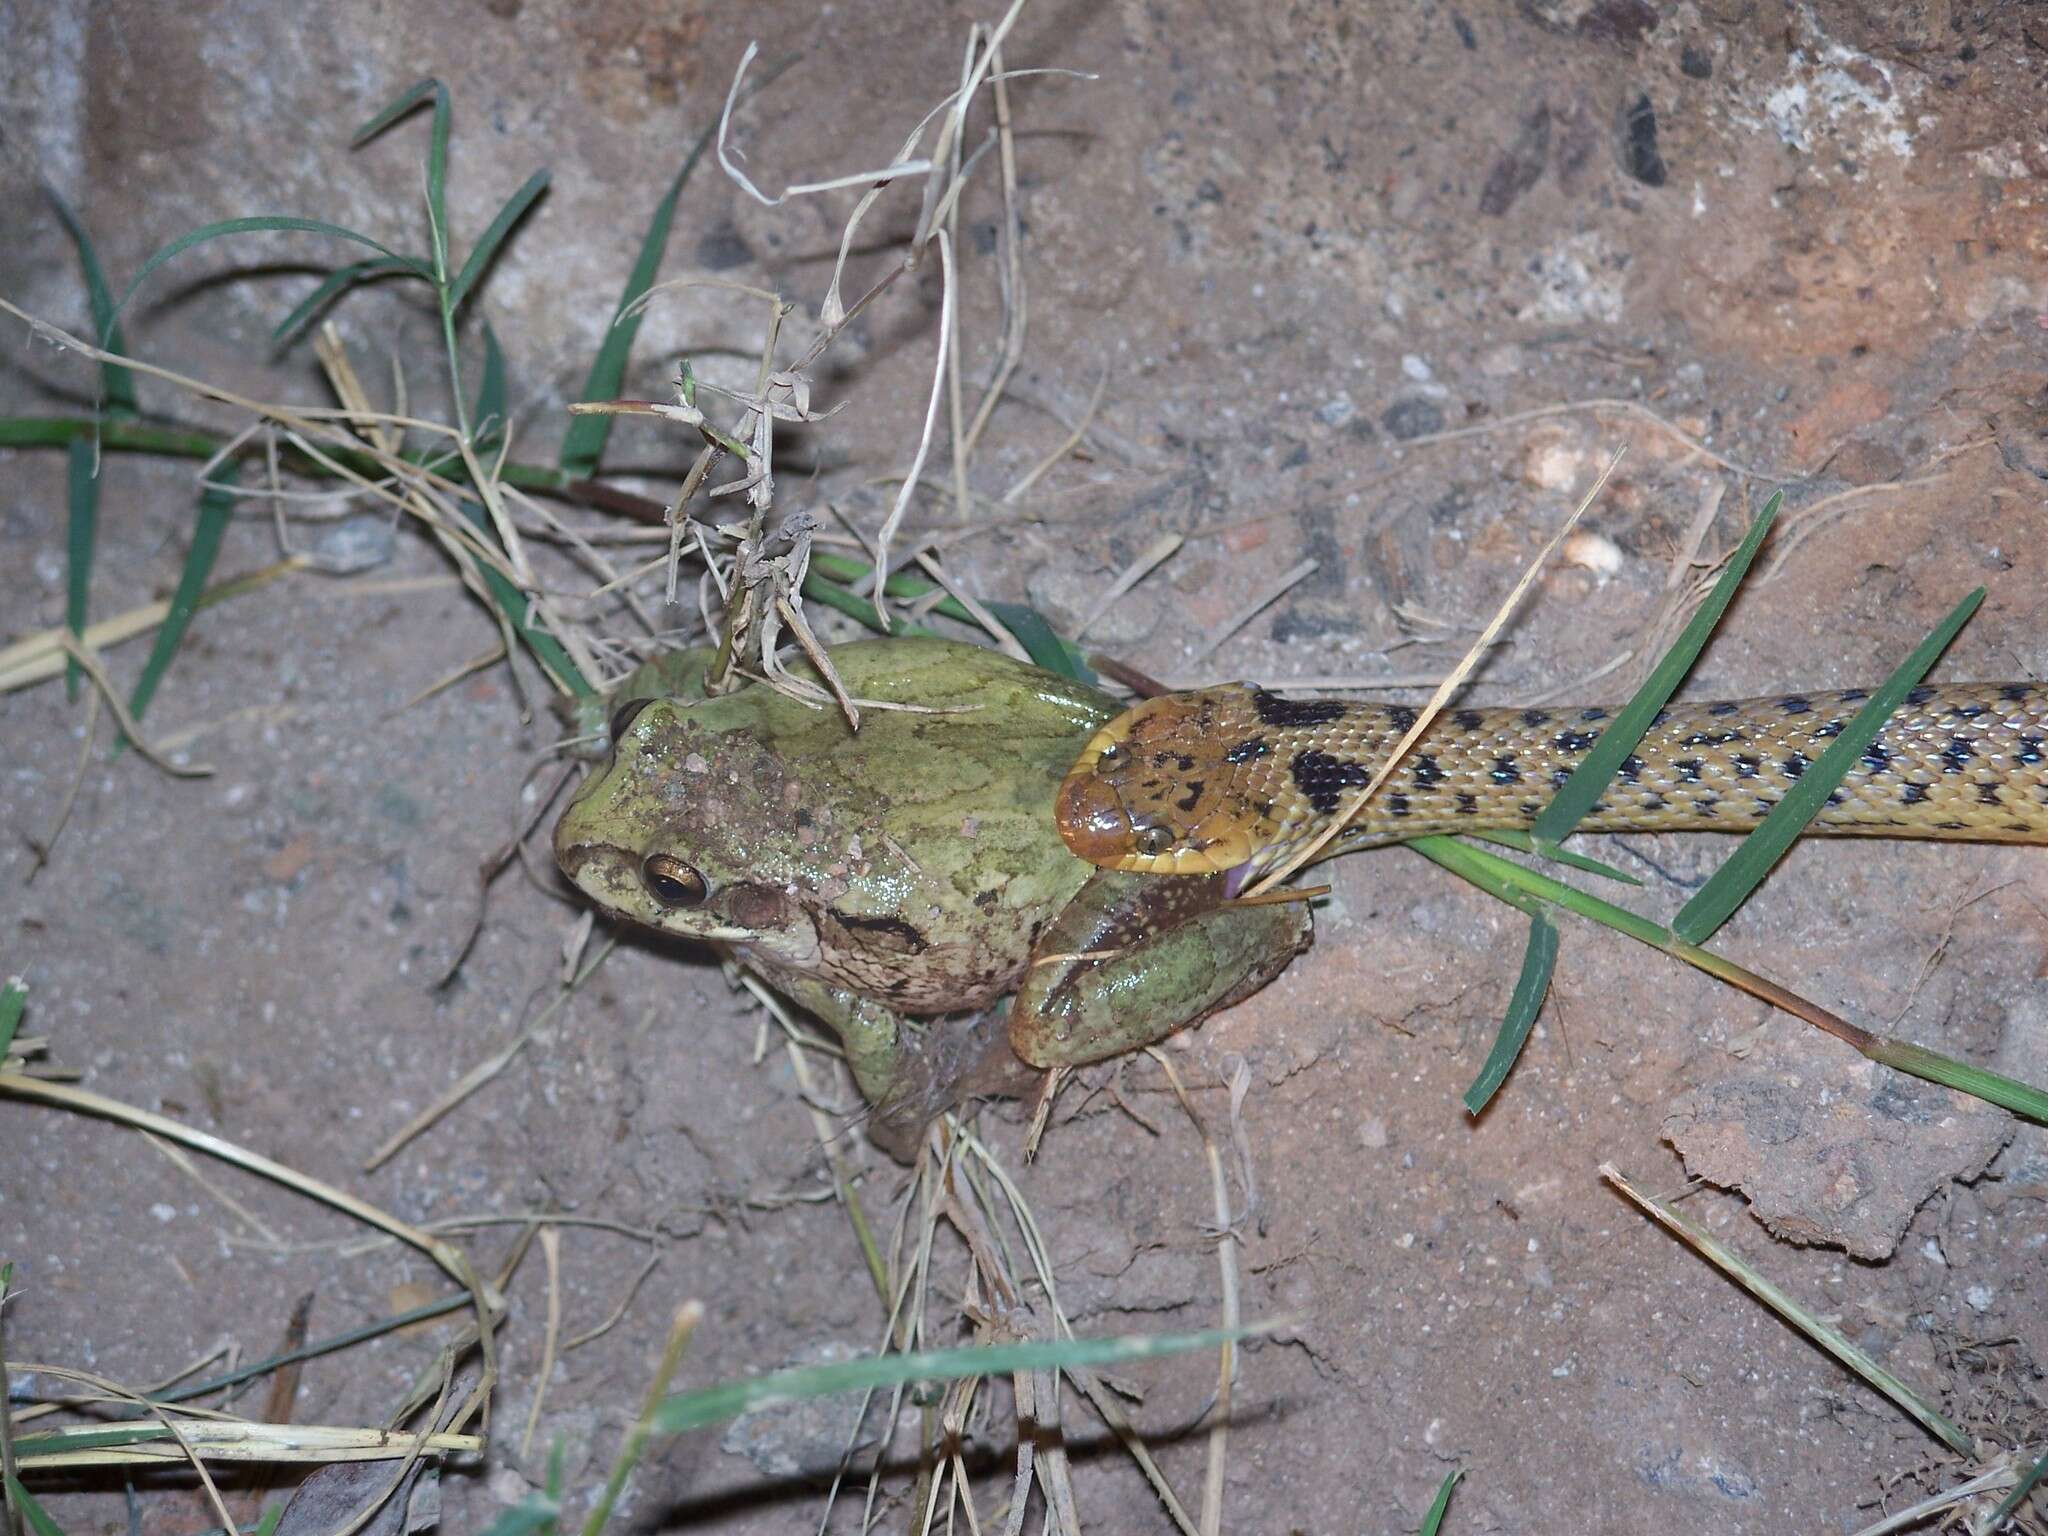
xmin=1055 ymin=681 xmax=2048 ymax=891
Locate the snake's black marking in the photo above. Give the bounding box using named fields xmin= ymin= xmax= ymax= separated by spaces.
xmin=1905 ymin=685 xmax=1934 ymax=706
xmin=1779 ymin=696 xmax=1813 ymax=715
xmin=1734 ymin=754 xmax=1761 ymax=780
xmin=1386 ymin=793 xmax=1412 ymax=817
xmin=1899 ymin=781 xmax=1930 ymax=805
xmin=1252 ymin=689 xmax=1349 ymax=728
xmin=1490 ymin=755 xmax=1522 ymax=785
xmin=1682 ymin=730 xmax=1741 ymax=748
xmin=1175 ymin=781 xmax=1206 ymax=812
xmin=1385 ymin=704 xmax=1420 ymax=732
xmin=1977 ymin=781 xmax=2004 ymax=806
xmin=1550 ymin=767 xmax=1572 ymax=789
xmin=1289 ymin=750 xmax=1374 ymax=814
xmin=1709 ymin=701 xmax=1739 ymax=717
xmin=1454 ymin=709 xmax=1485 ymax=730
xmin=1225 ymin=737 xmax=1272 ymax=764
xmin=1641 ymin=793 xmax=1668 ymax=812
xmin=1814 ymin=719 xmax=1845 ymax=738
xmin=2001 ymin=684 xmax=2032 ymax=703
xmin=1619 ymin=754 xmax=1644 ymax=784
xmin=1781 ymin=752 xmax=1809 ymax=780
xmin=1411 ymin=755 xmax=1445 ymax=785
xmin=1941 ymin=738 xmax=1975 ymax=773
xmin=1841 ymin=688 xmax=1870 ymax=703
xmin=1521 ymin=708 xmax=1551 ymax=726
xmin=2021 ymin=738 xmax=2046 ymax=766
xmin=1579 ymin=706 xmax=1609 ymax=723
xmin=1693 ymin=795 xmax=1720 ymax=816
xmin=1554 ymin=730 xmax=1598 ymax=753
xmin=1455 ymin=792 xmax=1479 ymax=814
xmin=1947 ymin=702 xmax=1987 ymax=719
xmin=1862 ymin=742 xmax=1892 ymax=772
xmin=1676 ymin=758 xmax=1703 ymax=783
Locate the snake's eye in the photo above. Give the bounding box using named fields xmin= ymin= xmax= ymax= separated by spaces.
xmin=609 ymin=696 xmax=654 ymax=742
xmin=640 ymin=854 xmax=709 ymax=908
xmin=1133 ymin=823 xmax=1175 ymax=858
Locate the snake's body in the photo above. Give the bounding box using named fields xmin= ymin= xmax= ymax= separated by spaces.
xmin=1055 ymin=681 xmax=2048 ymax=883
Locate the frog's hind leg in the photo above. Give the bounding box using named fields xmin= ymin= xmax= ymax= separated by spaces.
xmin=749 ymin=964 xmax=1034 ymax=1160
xmin=1009 ymin=870 xmax=1312 ymax=1069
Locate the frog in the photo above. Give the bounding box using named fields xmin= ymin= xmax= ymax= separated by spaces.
xmin=552 ymin=636 xmax=1311 ymax=1155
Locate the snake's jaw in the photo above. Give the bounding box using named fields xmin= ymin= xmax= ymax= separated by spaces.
xmin=1056 ymin=760 xmax=1138 ymax=867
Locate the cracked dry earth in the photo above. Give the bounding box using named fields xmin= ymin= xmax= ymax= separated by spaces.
xmin=5 ymin=1 xmax=2047 ymax=1532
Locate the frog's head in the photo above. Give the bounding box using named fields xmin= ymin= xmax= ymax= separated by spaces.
xmin=553 ymin=696 xmax=824 ymax=968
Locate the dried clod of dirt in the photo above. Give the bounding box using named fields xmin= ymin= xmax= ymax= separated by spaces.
xmin=1664 ymin=1058 xmax=2011 ymax=1261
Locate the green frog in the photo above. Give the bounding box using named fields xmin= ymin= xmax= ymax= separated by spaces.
xmin=552 ymin=637 xmax=1310 ymax=1154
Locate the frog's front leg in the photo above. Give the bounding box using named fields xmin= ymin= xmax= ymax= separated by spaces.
xmin=748 ymin=963 xmax=1035 ymax=1158
xmin=1009 ymin=870 xmax=1311 ymax=1069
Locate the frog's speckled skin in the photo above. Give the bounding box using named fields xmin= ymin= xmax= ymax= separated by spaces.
xmin=1058 ymin=681 xmax=2048 ymax=882
xmin=553 ymin=638 xmax=1308 ymax=1147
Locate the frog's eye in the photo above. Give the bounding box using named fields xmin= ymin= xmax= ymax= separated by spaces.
xmin=1095 ymin=741 xmax=1124 ymax=770
xmin=609 ymin=697 xmax=655 ymax=742
xmin=1133 ymin=823 xmax=1175 ymax=858
xmin=640 ymin=854 xmax=709 ymax=908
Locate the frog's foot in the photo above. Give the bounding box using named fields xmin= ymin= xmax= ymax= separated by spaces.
xmin=749 ymin=963 xmax=1039 ymax=1163
xmin=1008 ymin=869 xmax=1312 ymax=1069
xmin=862 ymin=1008 xmax=1042 ymax=1161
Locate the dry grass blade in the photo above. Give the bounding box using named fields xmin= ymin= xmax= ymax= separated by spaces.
xmin=0 ymin=1074 xmax=489 ymax=1303
xmin=1076 ymin=533 xmax=1181 ymax=640
xmin=49 ymin=631 xmax=210 ymax=775
xmin=717 ymin=42 xmax=933 ymax=207
xmin=13 ymin=1420 xmax=482 ymax=1471
xmin=1601 ymin=1165 xmax=1972 ymax=1457
xmin=1191 ymin=557 xmax=1318 ymax=661
xmin=1246 ymin=449 xmax=1622 ymax=896
xmin=517 ymin=1227 xmax=563 ymax=1462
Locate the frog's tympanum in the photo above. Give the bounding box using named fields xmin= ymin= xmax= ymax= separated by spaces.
xmin=554 ymin=638 xmax=1309 ymax=1154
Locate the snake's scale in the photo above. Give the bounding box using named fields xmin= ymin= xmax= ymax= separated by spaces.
xmin=1055 ymin=681 xmax=2048 ymax=883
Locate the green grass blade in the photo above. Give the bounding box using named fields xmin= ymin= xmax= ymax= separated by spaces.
xmin=117 ymin=218 xmax=427 ymax=321
xmin=456 ymin=500 xmax=595 ymax=701
xmin=5 ymin=1475 xmax=69 ymax=1536
xmin=350 ymin=79 xmax=451 ymax=280
xmin=120 ymin=462 xmax=239 ymax=747
xmin=1463 ymin=912 xmax=1557 ymax=1114
xmin=1467 ymin=828 xmax=1640 ymax=885
xmin=1987 ymin=1447 xmax=2047 ymax=1526
xmin=0 ymin=976 xmax=25 ymax=1056
xmin=986 ymin=600 xmax=1096 ymax=684
xmin=11 ymin=1427 xmax=171 ymax=1456
xmin=1531 ymin=492 xmax=1782 ymax=844
xmin=63 ymin=437 xmax=98 ymax=703
xmin=351 ymin=80 xmax=450 ymax=235
xmin=1412 ymin=834 xmax=2048 ymax=1123
xmin=653 ymin=1324 xmax=1260 ymax=1434
xmin=558 ymin=140 xmax=714 ymax=478
xmin=271 ymin=255 xmax=422 ymax=345
xmin=447 ymin=169 xmax=549 ymax=313
xmin=1419 ymin=1468 xmax=1463 ymax=1536
xmin=476 ymin=1496 xmax=558 ymax=1536
xmin=1673 ymin=587 xmax=1984 ymax=944
xmin=473 ymin=321 xmax=506 ymax=449
xmin=43 ymin=182 xmax=137 ymax=416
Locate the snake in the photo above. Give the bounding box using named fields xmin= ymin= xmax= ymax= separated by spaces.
xmin=1055 ymin=681 xmax=2048 ymax=889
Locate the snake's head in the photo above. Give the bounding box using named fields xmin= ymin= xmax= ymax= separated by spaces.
xmin=1054 ymin=694 xmax=1263 ymax=876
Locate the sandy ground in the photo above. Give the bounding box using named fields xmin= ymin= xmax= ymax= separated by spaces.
xmin=4 ymin=1 xmax=2046 ymax=1531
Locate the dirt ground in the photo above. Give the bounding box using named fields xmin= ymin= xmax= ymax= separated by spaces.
xmin=5 ymin=1 xmax=2047 ymax=1531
